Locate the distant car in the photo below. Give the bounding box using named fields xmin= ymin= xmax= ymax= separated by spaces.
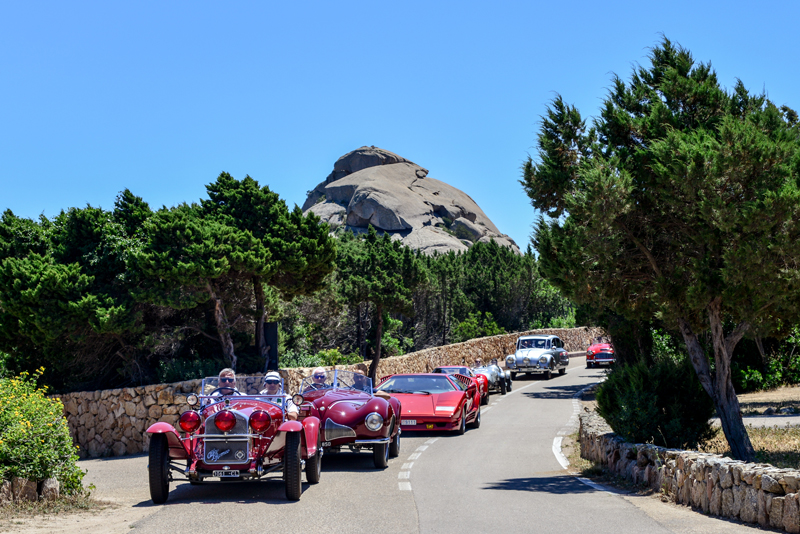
xmin=586 ymin=341 xmax=615 ymax=368
xmin=376 ymin=373 xmax=481 ymax=434
xmin=472 ymin=361 xmax=512 ymax=395
xmin=433 ymin=366 xmax=488 ymax=405
xmin=293 ymin=370 xmax=402 ymax=468
xmin=145 ymin=375 xmax=321 ymax=504
xmin=505 ymin=335 xmax=569 ymax=379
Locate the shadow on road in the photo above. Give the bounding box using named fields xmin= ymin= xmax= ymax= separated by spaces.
xmin=522 ymin=383 xmax=587 ymax=400
xmin=134 ymin=477 xmax=310 ymax=507
xmin=483 ymin=475 xmax=597 ymax=494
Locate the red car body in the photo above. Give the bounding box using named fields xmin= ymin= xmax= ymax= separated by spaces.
xmin=586 ymin=342 xmax=616 ymax=368
xmin=145 ymin=375 xmax=321 ymax=503
xmin=376 ymin=373 xmax=481 ymax=434
xmin=293 ymin=370 xmax=402 ymax=468
xmin=432 ymin=366 xmax=489 ymax=406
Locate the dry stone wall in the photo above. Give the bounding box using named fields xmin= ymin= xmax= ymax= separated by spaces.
xmin=55 ymin=327 xmax=603 ymax=458
xmin=580 ymin=411 xmax=800 ymax=533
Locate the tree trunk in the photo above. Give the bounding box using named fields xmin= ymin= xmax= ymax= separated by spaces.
xmin=368 ymin=303 xmax=384 ymax=381
xmin=677 ymin=302 xmax=755 ymax=462
xmin=207 ymin=281 xmax=237 ymax=371
xmin=253 ymin=276 xmax=268 ymax=360
xmin=357 ymin=302 xmax=364 ymax=360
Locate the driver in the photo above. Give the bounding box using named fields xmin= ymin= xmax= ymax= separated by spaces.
xmin=259 ymin=371 xmax=298 ymax=420
xmin=351 ymin=369 xmax=369 ymax=391
xmin=304 ymin=367 xmax=330 ymax=391
xmin=212 ymin=368 xmax=240 ymax=396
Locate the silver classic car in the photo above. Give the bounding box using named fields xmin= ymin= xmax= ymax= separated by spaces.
xmin=505 ymin=335 xmax=569 ymax=380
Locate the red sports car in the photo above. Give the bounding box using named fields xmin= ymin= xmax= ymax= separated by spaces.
xmin=376 ymin=373 xmax=481 ymax=434
xmin=586 ymin=341 xmax=616 ymax=368
xmin=292 ymin=370 xmax=402 ymax=468
xmin=432 ymin=366 xmax=489 ymax=406
xmin=145 ymin=375 xmax=321 ymax=503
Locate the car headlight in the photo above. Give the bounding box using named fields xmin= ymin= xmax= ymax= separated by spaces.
xmin=523 ymin=357 xmax=530 ymax=365
xmin=539 ymin=356 xmax=548 ymax=364
xmin=365 ymin=412 xmax=384 ymax=431
xmin=506 ymin=356 xmax=515 ymax=367
xmin=587 ymin=350 xmax=593 ymax=356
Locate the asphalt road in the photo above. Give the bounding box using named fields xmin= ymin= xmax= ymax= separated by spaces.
xmin=76 ymin=358 xmax=761 ymax=534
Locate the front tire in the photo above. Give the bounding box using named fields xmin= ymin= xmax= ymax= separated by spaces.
xmin=284 ymin=432 xmax=302 ymax=501
xmin=456 ymin=408 xmax=466 ymax=435
xmin=148 ymin=434 xmax=170 ymax=504
xmin=305 ymin=434 xmax=321 ymax=484
xmin=544 ymin=369 xmax=552 ymax=380
xmin=506 ymin=378 xmax=512 ymax=392
xmin=389 ymin=426 xmax=400 ymax=458
xmin=559 ymin=367 xmax=566 ymax=375
xmin=500 ymin=378 xmax=507 ymax=395
xmin=469 ymin=407 xmax=481 ymax=429
xmin=511 ymin=372 xmax=517 ymax=380
xmin=373 ymin=441 xmax=389 ymax=469
xmin=480 ymin=393 xmax=488 ymax=405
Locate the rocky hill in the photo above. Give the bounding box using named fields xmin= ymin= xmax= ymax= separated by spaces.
xmin=302 ymin=146 xmax=519 ymax=254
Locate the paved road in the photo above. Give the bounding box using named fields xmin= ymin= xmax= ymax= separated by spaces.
xmin=66 ymin=358 xmax=762 ymax=534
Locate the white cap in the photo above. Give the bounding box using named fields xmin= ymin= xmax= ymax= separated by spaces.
xmin=264 ymin=371 xmax=281 ymax=381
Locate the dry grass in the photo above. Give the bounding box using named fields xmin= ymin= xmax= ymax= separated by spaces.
xmin=0 ymin=492 xmax=110 ymax=525
xmin=737 ymin=385 xmax=800 ymax=415
xmin=698 ymin=425 xmax=800 ymax=469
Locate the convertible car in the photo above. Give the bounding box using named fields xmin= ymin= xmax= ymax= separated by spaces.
xmin=293 ymin=370 xmax=402 ymax=468
xmin=505 ymin=335 xmax=569 ymax=379
xmin=376 ymin=373 xmax=481 ymax=434
xmin=432 ymin=366 xmax=489 ymax=405
xmin=145 ymin=375 xmax=321 ymax=503
xmin=472 ymin=360 xmax=512 ymax=395
xmin=586 ymin=340 xmax=616 ymax=368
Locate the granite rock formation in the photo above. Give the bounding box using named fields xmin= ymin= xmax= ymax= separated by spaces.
xmin=302 ymin=146 xmax=519 ymax=254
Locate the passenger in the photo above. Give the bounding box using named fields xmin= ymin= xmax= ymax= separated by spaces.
xmin=351 ymin=369 xmax=369 ymax=392
xmin=304 ymin=367 xmax=330 ymax=391
xmin=213 ymin=368 xmax=240 ymax=396
xmin=259 ymin=371 xmax=298 ymax=420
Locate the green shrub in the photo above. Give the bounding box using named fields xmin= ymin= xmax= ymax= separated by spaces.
xmin=596 ymin=359 xmax=715 ymax=449
xmin=156 ymin=357 xmax=222 ymax=383
xmin=0 ymin=369 xmax=85 ymax=494
xmin=452 ymin=312 xmax=506 ymax=343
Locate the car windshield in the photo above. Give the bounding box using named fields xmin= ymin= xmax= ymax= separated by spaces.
xmin=434 ymin=367 xmax=470 ymax=375
xmin=376 ymin=375 xmax=457 ymax=394
xmin=519 ymin=338 xmax=549 ymax=350
xmin=199 ymin=375 xmax=287 ymax=406
xmin=299 ymin=370 xmax=372 ymax=395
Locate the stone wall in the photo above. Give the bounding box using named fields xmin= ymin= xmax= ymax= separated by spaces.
xmin=55 ymin=326 xmax=603 ymax=458
xmin=580 ymin=411 xmax=800 ymax=533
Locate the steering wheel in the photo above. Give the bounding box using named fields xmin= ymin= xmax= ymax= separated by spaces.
xmin=208 ymin=387 xmax=243 ymax=396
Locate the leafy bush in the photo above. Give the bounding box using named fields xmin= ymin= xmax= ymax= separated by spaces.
xmin=596 ymin=359 xmax=715 ymax=449
xmin=452 ymin=312 xmax=506 ymax=343
xmin=280 ymin=348 xmax=362 ymax=369
xmin=156 ymin=357 xmax=222 ymax=383
xmin=0 ymin=369 xmax=85 ymax=494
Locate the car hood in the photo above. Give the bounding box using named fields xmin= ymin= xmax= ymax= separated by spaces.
xmin=588 ymin=343 xmax=613 ymax=352
xmin=513 ymin=348 xmax=549 ymax=360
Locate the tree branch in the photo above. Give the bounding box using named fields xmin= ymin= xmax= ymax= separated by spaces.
xmin=619 ymin=223 xmax=663 ymax=278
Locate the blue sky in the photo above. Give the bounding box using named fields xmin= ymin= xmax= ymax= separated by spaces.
xmin=2 ymin=1 xmax=798 ymax=250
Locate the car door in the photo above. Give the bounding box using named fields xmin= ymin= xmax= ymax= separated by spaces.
xmin=554 ymin=337 xmax=569 ymax=367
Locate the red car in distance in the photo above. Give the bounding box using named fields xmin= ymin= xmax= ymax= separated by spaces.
xmin=586 ymin=340 xmax=616 ymax=368
xmin=376 ymin=373 xmax=481 ymax=434
xmin=432 ymin=366 xmax=489 ymax=406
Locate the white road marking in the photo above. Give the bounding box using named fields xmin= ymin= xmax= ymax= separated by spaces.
xmin=425 ymin=438 xmax=438 ymax=444
xmin=416 ymin=445 xmax=428 ymax=452
xmin=552 ymin=437 xmax=569 ymax=469
xmin=398 ymin=471 xmax=410 ymax=479
xmin=552 ymin=382 xmax=601 ymax=470
xmin=399 ymin=482 xmax=412 ymax=491
xmin=576 ymin=477 xmax=617 ymax=495
xmin=505 ymin=383 xmax=534 ymax=396
xmin=481 ymin=407 xmax=493 ymax=414
xmin=401 ymin=463 xmax=414 ymax=470
xmin=408 ymin=453 xmax=421 ymax=460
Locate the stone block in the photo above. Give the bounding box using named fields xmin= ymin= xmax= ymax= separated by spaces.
xmin=162 ymin=405 xmax=179 ymax=416
xmin=40 ymin=478 xmax=60 ymax=500
xmin=12 ymin=477 xmax=37 ymax=502
xmin=721 ymin=488 xmax=734 ymax=517
xmin=157 ymin=389 xmax=174 ymax=405
xmin=758 ymin=490 xmax=768 ymax=526
xmin=784 ymin=493 xmax=800 ymax=534
xmin=720 ymin=464 xmax=733 ymax=489
xmin=741 ymin=487 xmax=758 ymax=523
xmin=135 ymin=403 xmax=148 ymax=419
xmin=142 ymin=394 xmax=157 ymax=407
xmin=710 ymin=485 xmax=722 ymax=515
xmin=124 ymin=401 xmax=137 ymax=417
xmin=771 ymin=496 xmax=785 ymax=528
xmin=782 ymin=474 xmax=800 ymax=494
xmin=764 ymin=474 xmax=785 ymax=494
xmin=149 ymin=405 xmax=163 ymax=419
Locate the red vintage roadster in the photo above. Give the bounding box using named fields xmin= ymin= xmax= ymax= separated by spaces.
xmin=432 ymin=366 xmax=489 ymax=406
xmin=586 ymin=340 xmax=616 ymax=368
xmin=376 ymin=373 xmax=481 ymax=434
xmin=145 ymin=375 xmax=321 ymax=503
xmin=292 ymin=370 xmax=402 ymax=468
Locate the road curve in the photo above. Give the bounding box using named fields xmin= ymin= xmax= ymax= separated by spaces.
xmin=66 ymin=358 xmax=759 ymax=534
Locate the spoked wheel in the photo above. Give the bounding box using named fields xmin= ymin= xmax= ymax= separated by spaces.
xmin=469 ymin=407 xmax=481 ymax=429
xmin=284 ymin=432 xmax=302 ymax=501
xmin=305 ymin=433 xmax=322 ymax=484
xmin=506 ymin=379 xmax=512 ymax=392
xmin=373 ymin=441 xmax=389 ymax=469
xmin=456 ymin=408 xmax=466 ymax=435
xmin=500 ymin=378 xmax=507 ymax=395
xmin=388 ymin=425 xmax=400 ymax=458
xmin=148 ymin=434 xmax=170 ymax=504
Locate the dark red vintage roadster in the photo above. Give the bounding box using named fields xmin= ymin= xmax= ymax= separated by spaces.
xmin=145 ymin=375 xmax=321 ymax=503
xmin=293 ymin=370 xmax=402 ymax=468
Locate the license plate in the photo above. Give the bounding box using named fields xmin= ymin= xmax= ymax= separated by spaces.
xmin=401 ymin=419 xmax=416 ymax=426
xmin=322 ymin=441 xmax=331 ymax=447
xmin=213 ymin=470 xmax=239 ymax=478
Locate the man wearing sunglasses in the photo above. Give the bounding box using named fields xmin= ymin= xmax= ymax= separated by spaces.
xmin=303 ymin=367 xmax=331 ymax=392
xmin=259 ymin=371 xmax=298 ymax=420
xmin=212 ymin=368 xmax=241 ymax=396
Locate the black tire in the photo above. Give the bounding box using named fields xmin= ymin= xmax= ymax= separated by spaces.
xmin=544 ymin=369 xmax=552 ymax=380
xmin=510 ymin=372 xmax=517 ymax=380
xmin=373 ymin=441 xmax=389 ymax=469
xmin=284 ymin=432 xmax=302 ymax=501
xmin=480 ymin=393 xmax=488 ymax=406
xmin=506 ymin=378 xmax=512 ymax=392
xmin=305 ymin=434 xmax=321 ymax=484
xmin=500 ymin=378 xmax=507 ymax=395
xmin=559 ymin=367 xmax=566 ymax=375
xmin=469 ymin=407 xmax=481 ymax=429
xmin=456 ymin=408 xmax=466 ymax=435
xmin=148 ymin=434 xmax=170 ymax=504
xmin=389 ymin=425 xmax=400 ymax=458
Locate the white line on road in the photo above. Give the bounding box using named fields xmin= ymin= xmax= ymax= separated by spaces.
xmin=425 ymin=438 xmax=438 ymax=444
xmin=552 ymin=437 xmax=569 ymax=469
xmin=399 ymin=482 xmax=412 ymax=491
xmin=576 ymin=477 xmax=617 ymax=495
xmin=416 ymin=445 xmax=428 ymax=452
xmin=481 ymin=407 xmax=492 ymax=414
xmin=408 ymin=453 xmax=420 ymax=460
xmin=398 ymin=471 xmax=410 ymax=479
xmin=401 ymin=463 xmax=414 ymax=470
